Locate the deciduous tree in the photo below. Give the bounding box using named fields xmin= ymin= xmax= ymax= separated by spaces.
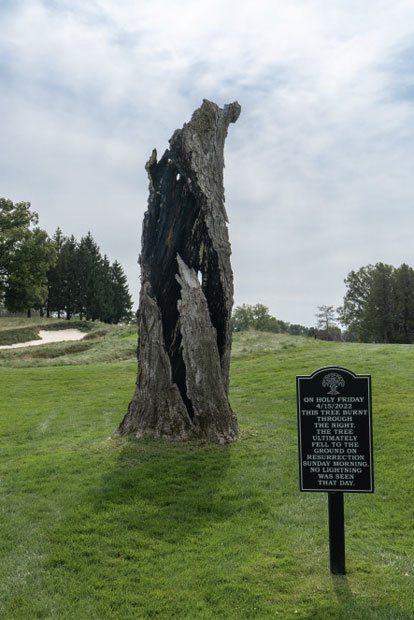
xmin=0 ymin=198 xmax=38 ymax=301
xmin=232 ymin=303 xmax=280 ymax=333
xmin=337 ymin=266 xmax=375 ymax=341
xmin=338 ymin=262 xmax=414 ymax=343
xmin=4 ymin=227 xmax=56 ymax=316
xmin=315 ymin=305 xmax=338 ymax=340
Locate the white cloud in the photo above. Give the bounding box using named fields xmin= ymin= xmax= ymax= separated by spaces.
xmin=1 ymin=0 xmax=414 ymax=324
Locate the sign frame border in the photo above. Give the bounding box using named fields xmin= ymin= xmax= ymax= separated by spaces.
xmin=296 ymin=366 xmax=374 ymax=493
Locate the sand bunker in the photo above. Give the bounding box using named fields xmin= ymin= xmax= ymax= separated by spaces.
xmin=0 ymin=329 xmax=87 ymax=350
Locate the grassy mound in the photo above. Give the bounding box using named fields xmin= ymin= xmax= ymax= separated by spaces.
xmin=0 ymin=325 xmax=42 ymax=346
xmin=231 ymin=330 xmax=314 ymax=358
xmin=0 ymin=327 xmax=413 ymax=619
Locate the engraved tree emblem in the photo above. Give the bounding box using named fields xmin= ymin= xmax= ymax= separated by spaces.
xmin=322 ymin=372 xmax=345 ymax=395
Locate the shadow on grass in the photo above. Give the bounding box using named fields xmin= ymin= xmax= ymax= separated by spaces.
xmin=328 ymin=574 xmax=412 ymax=620
xmin=90 ymin=438 xmax=234 ymax=542
xmin=10 ymin=438 xmax=235 ymax=619
xmin=331 ymin=574 xmax=355 ymax=613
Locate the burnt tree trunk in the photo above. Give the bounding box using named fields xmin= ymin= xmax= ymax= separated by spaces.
xmin=114 ymin=99 xmax=241 ymax=444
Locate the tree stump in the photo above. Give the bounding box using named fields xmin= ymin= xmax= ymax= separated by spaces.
xmin=114 ymin=100 xmax=241 ymax=444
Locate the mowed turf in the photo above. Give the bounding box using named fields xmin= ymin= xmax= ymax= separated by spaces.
xmin=0 ymin=329 xmax=413 ymax=619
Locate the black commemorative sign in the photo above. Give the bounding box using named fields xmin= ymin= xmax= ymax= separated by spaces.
xmin=297 ymin=366 xmax=374 ymax=493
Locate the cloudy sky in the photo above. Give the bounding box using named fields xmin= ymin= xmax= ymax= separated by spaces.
xmin=1 ymin=0 xmax=413 ymax=326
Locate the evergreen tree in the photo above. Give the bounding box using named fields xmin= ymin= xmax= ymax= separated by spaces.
xmin=394 ymin=263 xmax=414 ymax=343
xmin=44 ymin=227 xmax=133 ymax=324
xmin=60 ymin=235 xmax=79 ymax=320
xmin=97 ymin=255 xmax=116 ymax=323
xmin=109 ymin=260 xmax=133 ymax=323
xmin=77 ymin=232 xmax=104 ymax=321
xmin=47 ymin=227 xmax=67 ymax=317
xmin=365 ymin=263 xmax=395 ymax=343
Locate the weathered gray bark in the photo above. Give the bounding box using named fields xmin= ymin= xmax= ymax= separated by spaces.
xmin=114 ymin=100 xmax=240 ymax=444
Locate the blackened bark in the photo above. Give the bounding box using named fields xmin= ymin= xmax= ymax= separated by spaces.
xmin=114 ymin=100 xmax=240 ymax=444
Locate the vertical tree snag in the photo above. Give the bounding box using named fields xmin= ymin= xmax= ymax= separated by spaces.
xmin=114 ymin=100 xmax=241 ymax=443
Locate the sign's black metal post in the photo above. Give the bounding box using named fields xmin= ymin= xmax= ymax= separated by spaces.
xmin=296 ymin=366 xmax=373 ymax=575
xmin=328 ymin=492 xmax=345 ymax=574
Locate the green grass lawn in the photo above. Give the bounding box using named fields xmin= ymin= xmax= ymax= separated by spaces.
xmin=0 ymin=326 xmax=413 ymax=619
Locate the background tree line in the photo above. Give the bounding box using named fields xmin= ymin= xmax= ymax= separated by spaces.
xmin=338 ymin=262 xmax=414 ymax=343
xmin=1 ymin=198 xmax=133 ymax=323
xmin=232 ymin=303 xmax=316 ymax=337
xmin=234 ymin=261 xmax=414 ymax=345
xmin=47 ymin=228 xmax=133 ymax=323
